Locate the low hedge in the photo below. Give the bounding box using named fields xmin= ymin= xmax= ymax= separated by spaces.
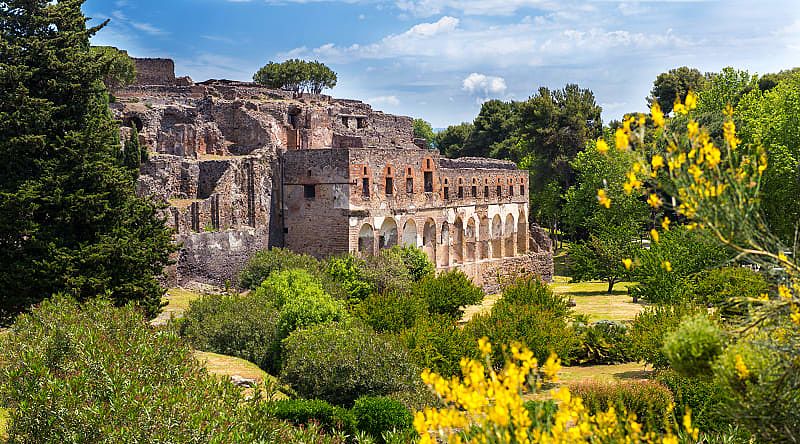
xmin=568 ymin=380 xmax=674 ymax=431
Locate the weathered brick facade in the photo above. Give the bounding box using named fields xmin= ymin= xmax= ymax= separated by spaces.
xmin=114 ymin=58 xmax=553 ymax=288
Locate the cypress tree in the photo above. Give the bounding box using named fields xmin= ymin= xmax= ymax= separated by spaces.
xmin=0 ymin=0 xmax=175 ymax=323
xmin=123 ymin=126 xmax=142 ymax=173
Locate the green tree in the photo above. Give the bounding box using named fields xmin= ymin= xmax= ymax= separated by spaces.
xmin=569 ymin=225 xmax=639 ymax=293
xmin=413 ymin=118 xmax=435 ymax=149
xmin=253 ymin=59 xmax=336 ymax=94
xmin=0 ymin=0 xmax=175 ymax=323
xmin=122 ymin=126 xmax=144 ymax=173
xmin=435 ymin=122 xmax=474 ymax=158
xmin=91 ymin=45 xmax=136 ymax=91
xmin=649 ymin=66 xmax=708 ymax=114
xmin=757 ymin=67 xmax=800 ymax=91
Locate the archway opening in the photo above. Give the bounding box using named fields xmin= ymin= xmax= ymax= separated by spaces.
xmin=491 ymin=215 xmax=502 ymax=259
xmin=379 ymin=218 xmax=398 ymax=250
xmin=452 ymin=217 xmax=464 ymax=265
xmin=423 ymin=218 xmax=437 ymax=265
xmin=402 ymin=219 xmax=418 ymax=247
xmin=517 ymin=209 xmax=528 ymax=254
xmin=465 ymin=218 xmax=476 ymax=263
xmin=358 ymin=224 xmax=375 ymax=255
xmin=438 ymin=221 xmax=450 ymax=267
xmin=504 ymin=214 xmax=516 ymax=257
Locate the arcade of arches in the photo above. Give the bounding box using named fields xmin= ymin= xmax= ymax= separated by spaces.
xmin=356 ymin=208 xmax=529 ymax=269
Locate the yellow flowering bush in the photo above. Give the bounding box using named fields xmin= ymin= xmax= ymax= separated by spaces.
xmin=414 ymin=338 xmax=696 ymax=443
xmin=595 ymin=92 xmax=800 ymax=441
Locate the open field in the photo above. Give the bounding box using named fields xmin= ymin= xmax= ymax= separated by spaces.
xmin=550 ymin=276 xmax=644 ymax=322
xmin=557 ymin=362 xmax=651 ymax=384
xmin=150 ymin=287 xmax=205 ymax=326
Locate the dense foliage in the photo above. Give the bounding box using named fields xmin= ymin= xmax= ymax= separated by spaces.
xmin=568 ymin=381 xmax=674 ymax=432
xmin=280 ymin=323 xmax=421 ymax=407
xmin=0 ymin=297 xmax=291 ymax=443
xmin=0 ymin=0 xmax=174 ymax=323
xmin=355 ymin=290 xmax=428 ymax=333
xmin=239 ymin=247 xmax=320 ymax=290
xmin=399 ymin=314 xmax=477 ymax=377
xmin=351 ymin=396 xmax=413 ymax=442
xmin=253 ymin=59 xmax=337 ymax=94
xmin=180 ymin=292 xmax=281 ymax=373
xmin=91 ymin=45 xmax=136 ymax=91
xmin=662 ymin=315 xmax=725 ymax=377
xmin=628 ymin=303 xmax=705 ymax=369
xmin=413 ymin=270 xmax=483 ymax=319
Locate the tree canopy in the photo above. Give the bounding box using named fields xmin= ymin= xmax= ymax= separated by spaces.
xmin=253 ymin=59 xmax=337 ymax=94
xmin=649 ymin=66 xmax=708 ymax=114
xmin=0 ymin=0 xmax=174 ymax=323
xmin=91 ymin=45 xmax=136 ymax=91
xmin=413 ymin=118 xmax=436 ymax=149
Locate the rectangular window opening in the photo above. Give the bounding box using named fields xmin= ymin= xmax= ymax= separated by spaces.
xmin=471 ymin=186 xmax=477 ymax=197
xmin=520 ymin=185 xmax=525 ymax=195
xmin=385 ymin=177 xmax=394 ymax=195
xmin=458 ymin=186 xmax=464 ymax=199
xmin=496 ymin=185 xmax=502 ymax=198
xmin=406 ymin=177 xmax=414 ymax=194
xmin=303 ymin=184 xmax=316 ymax=199
xmin=443 ymin=187 xmax=449 ymax=200
xmin=362 ymin=178 xmax=370 ymax=197
xmin=509 ymin=186 xmax=514 ymax=196
xmin=424 ymin=172 xmax=433 ymax=192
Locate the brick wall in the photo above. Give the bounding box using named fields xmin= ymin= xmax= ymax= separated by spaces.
xmin=133 ymin=58 xmax=177 ymax=86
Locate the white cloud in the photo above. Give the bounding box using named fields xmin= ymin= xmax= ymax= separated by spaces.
xmin=367 ymin=95 xmax=401 ymax=106
xmin=462 ymin=73 xmax=507 ymax=96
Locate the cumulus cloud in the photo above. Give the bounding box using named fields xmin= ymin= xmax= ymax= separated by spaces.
xmin=462 ymin=73 xmax=507 ymax=97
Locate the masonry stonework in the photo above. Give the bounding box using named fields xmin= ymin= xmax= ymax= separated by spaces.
xmin=115 ymin=58 xmax=553 ymax=289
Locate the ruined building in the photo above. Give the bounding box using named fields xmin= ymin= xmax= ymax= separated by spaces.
xmin=113 ymin=58 xmax=553 ymax=291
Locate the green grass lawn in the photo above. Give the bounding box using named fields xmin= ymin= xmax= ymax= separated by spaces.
xmin=550 ymin=277 xmax=644 ymax=322
xmin=193 ymin=351 xmax=289 ymax=400
xmin=557 ymin=362 xmax=651 ymax=384
xmin=151 ymin=287 xmax=206 ymax=326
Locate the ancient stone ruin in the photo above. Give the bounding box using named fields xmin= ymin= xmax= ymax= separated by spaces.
xmin=113 ymin=58 xmax=553 ymax=290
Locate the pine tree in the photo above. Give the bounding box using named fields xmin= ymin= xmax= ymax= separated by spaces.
xmin=0 ymin=0 xmax=175 ymax=323
xmin=123 ymin=126 xmax=142 ymax=173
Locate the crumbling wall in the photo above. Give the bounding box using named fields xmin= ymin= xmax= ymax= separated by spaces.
xmin=478 ymin=252 xmax=554 ymax=294
xmin=134 ymin=58 xmax=177 ymax=86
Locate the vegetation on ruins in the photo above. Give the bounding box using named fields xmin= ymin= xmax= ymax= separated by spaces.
xmin=412 ymin=118 xmax=436 ymax=149
xmin=91 ymin=45 xmax=137 ymax=91
xmin=0 ymin=0 xmax=174 ymax=324
xmin=253 ymin=59 xmax=337 ymax=94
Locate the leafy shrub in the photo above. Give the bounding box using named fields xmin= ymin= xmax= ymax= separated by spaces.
xmin=495 ymin=276 xmax=571 ymax=317
xmin=352 ymin=396 xmax=413 ymax=442
xmin=355 ymin=291 xmax=427 ymax=333
xmin=180 ymin=292 xmax=281 ymax=373
xmin=325 ymin=254 xmax=375 ymax=301
xmin=631 ymin=227 xmax=730 ymax=304
xmin=239 ymin=247 xmax=320 ymax=289
xmin=388 ymin=245 xmax=435 ymax=281
xmin=656 ymin=370 xmax=729 ymax=431
xmin=712 ymin=337 xmax=799 ymax=442
xmin=689 ymin=267 xmax=768 ymax=318
xmin=0 ymin=296 xmax=291 ymax=442
xmin=268 ymin=399 xmax=356 ymax=435
xmin=568 ymin=380 xmax=674 ymax=431
xmin=414 ymin=270 xmax=483 ymax=319
xmin=277 ymin=289 xmax=348 ymax=339
xmin=466 ymin=302 xmax=580 ymax=365
xmin=362 ymin=249 xmax=416 ymax=295
xmin=255 ymin=268 xmax=328 ymax=308
xmin=280 ymin=324 xmax=420 ymax=406
xmin=628 ymin=303 xmax=704 ymax=368
xmin=399 ymin=314 xmax=477 ymax=377
xmin=663 ymin=314 xmax=725 ymax=377
xmin=576 ymin=321 xmax=633 ymax=365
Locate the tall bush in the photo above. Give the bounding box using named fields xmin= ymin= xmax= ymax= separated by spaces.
xmin=495 ymin=276 xmax=571 ymax=317
xmin=628 ymin=303 xmax=705 ymax=369
xmin=280 ymin=324 xmax=420 ymax=407
xmin=662 ymin=314 xmax=725 ymax=377
xmin=568 ymin=381 xmax=674 ymax=432
xmin=0 ymin=296 xmax=289 ymax=442
xmin=180 ymin=292 xmax=281 ymax=373
xmin=239 ymin=248 xmax=320 ymax=289
xmin=351 ymin=396 xmax=413 ymax=442
xmin=414 ymin=270 xmax=483 ymax=319
xmin=355 ymin=291 xmax=428 ymax=333
xmin=399 ymin=314 xmax=478 ymax=377
xmin=326 ymin=254 xmax=374 ymax=301
xmin=688 ymin=267 xmax=768 ymax=318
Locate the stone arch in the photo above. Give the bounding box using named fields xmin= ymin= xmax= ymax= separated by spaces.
xmin=479 ymin=215 xmax=490 ymax=260
xmin=517 ymin=208 xmax=528 ymax=254
xmin=465 ymin=217 xmax=477 ymax=263
xmin=452 ymin=217 xmax=464 ymax=265
xmin=379 ymin=218 xmax=398 ymax=250
xmin=423 ymin=218 xmax=437 ymax=264
xmin=504 ymin=213 xmax=516 ymax=257
xmin=491 ymin=215 xmax=502 ymax=259
xmin=358 ymin=223 xmax=375 ymax=255
xmin=402 ymin=218 xmax=418 ymax=247
xmin=438 ymin=221 xmax=450 ymax=267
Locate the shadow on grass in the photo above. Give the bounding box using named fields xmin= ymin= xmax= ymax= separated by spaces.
xmin=614 ymin=369 xmax=653 ymax=380
xmin=569 ymin=289 xmax=631 ymax=298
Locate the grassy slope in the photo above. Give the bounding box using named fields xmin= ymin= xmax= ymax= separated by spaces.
xmin=193 ymin=351 xmax=289 ymax=400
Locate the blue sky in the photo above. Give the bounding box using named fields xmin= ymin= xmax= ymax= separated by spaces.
xmin=85 ymin=0 xmax=800 ymax=128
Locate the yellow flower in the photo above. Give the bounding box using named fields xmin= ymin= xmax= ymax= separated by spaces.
xmin=759 ymin=293 xmax=770 ymax=301
xmin=597 ymin=189 xmax=611 ymax=208
xmin=651 ymin=102 xmax=665 ymax=128
xmin=542 ymin=353 xmax=561 ymax=382
xmin=662 ymin=216 xmax=671 ymax=231
xmin=622 ymin=258 xmax=633 ymax=270
xmin=778 ymin=285 xmax=792 ymax=300
xmin=596 ymin=139 xmax=609 ymax=154
xmin=651 ymin=154 xmax=665 ymax=170
xmin=778 ymin=252 xmax=788 ymax=263
xmin=734 ymin=354 xmax=750 ymax=380
xmin=615 ymin=128 xmax=629 ymax=150
xmin=647 ymin=193 xmax=662 ymax=208
xmin=661 ymin=260 xmax=672 ymax=272
xmin=650 ymin=228 xmax=660 ymax=243
xmin=673 ymin=97 xmax=687 ymax=115
xmin=687 ymin=120 xmax=700 ymax=139
xmin=791 ymin=309 xmax=800 ymax=325
xmin=685 ymin=90 xmax=698 ymax=110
